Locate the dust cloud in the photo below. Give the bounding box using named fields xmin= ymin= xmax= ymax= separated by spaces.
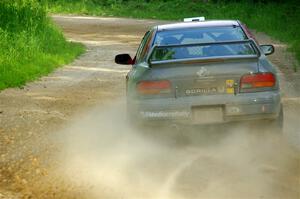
xmin=50 ymin=98 xmax=300 ymax=199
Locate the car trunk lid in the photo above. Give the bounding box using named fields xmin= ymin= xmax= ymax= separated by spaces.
xmin=138 ymin=56 xmax=259 ymax=99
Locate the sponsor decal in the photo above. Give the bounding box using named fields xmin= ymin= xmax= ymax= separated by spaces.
xmin=141 ymin=111 xmax=190 ymax=118
xmin=185 ymin=87 xmax=225 ymax=95
xmin=196 ymin=67 xmax=210 ymax=77
xmin=226 ymin=79 xmax=235 ymax=94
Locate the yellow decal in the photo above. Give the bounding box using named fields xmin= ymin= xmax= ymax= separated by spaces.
xmin=226 ymin=80 xmax=235 ymax=94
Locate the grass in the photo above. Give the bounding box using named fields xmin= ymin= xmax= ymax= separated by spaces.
xmin=45 ymin=0 xmax=300 ymax=66
xmin=0 ymin=0 xmax=85 ymax=90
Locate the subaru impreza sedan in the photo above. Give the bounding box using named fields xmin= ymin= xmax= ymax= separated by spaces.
xmin=115 ymin=18 xmax=282 ymax=130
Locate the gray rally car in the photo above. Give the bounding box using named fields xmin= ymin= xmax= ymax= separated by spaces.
xmin=115 ymin=17 xmax=282 ymax=129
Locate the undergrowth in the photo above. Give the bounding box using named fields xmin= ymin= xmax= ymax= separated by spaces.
xmin=0 ymin=0 xmax=85 ymax=90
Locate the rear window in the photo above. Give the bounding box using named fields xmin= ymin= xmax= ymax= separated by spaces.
xmin=149 ymin=41 xmax=257 ymax=62
xmin=154 ymin=26 xmax=247 ymax=45
xmin=149 ymin=27 xmax=254 ymax=62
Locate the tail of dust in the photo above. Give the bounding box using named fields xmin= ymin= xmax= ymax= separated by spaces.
xmin=48 ymin=99 xmax=300 ymax=199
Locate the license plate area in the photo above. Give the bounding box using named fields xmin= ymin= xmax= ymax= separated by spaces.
xmin=185 ymin=87 xmax=219 ymax=96
xmin=192 ymin=106 xmax=224 ymax=124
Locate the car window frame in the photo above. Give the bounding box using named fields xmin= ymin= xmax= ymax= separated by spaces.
xmin=135 ymin=29 xmax=155 ymax=64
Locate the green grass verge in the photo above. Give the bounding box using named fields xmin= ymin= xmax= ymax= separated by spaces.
xmin=0 ymin=1 xmax=85 ymax=90
xmin=45 ymin=0 xmax=300 ymax=67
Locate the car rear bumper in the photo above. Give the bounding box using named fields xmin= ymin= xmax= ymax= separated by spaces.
xmin=128 ymin=91 xmax=281 ymax=125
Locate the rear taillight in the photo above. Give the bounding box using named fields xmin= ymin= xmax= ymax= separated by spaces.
xmin=240 ymin=73 xmax=276 ymax=92
xmin=137 ymin=80 xmax=171 ymax=95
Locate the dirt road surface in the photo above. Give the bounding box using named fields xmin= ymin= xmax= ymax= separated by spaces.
xmin=0 ymin=15 xmax=299 ymax=199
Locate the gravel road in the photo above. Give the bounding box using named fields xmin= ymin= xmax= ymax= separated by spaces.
xmin=0 ymin=15 xmax=299 ymax=199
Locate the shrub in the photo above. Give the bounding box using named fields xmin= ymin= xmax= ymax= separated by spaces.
xmin=0 ymin=0 xmax=84 ymax=90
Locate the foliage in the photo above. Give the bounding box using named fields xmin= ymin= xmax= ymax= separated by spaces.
xmin=0 ymin=0 xmax=85 ymax=90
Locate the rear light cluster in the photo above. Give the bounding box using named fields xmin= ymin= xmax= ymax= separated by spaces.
xmin=240 ymin=72 xmax=276 ymax=92
xmin=137 ymin=80 xmax=171 ymax=95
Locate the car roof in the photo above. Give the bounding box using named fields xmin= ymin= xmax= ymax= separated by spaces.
xmin=156 ymin=20 xmax=240 ymax=31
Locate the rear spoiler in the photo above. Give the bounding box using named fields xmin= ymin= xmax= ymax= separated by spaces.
xmin=146 ymin=39 xmax=261 ymax=66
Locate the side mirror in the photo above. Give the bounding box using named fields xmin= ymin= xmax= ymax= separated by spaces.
xmin=115 ymin=54 xmax=133 ymax=65
xmin=260 ymin=45 xmax=274 ymax=56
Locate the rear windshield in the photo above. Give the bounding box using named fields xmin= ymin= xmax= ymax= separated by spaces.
xmin=150 ymin=42 xmax=257 ymax=62
xmin=154 ymin=26 xmax=247 ymax=45
xmin=150 ymin=27 xmax=255 ymax=62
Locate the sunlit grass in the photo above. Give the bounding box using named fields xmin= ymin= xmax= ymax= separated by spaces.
xmin=0 ymin=0 xmax=85 ymax=90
